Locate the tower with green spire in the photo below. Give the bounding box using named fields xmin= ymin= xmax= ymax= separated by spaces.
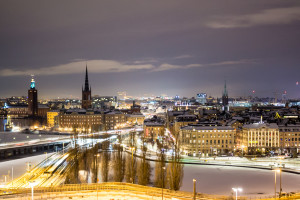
xmin=28 ymin=75 xmax=38 ymax=116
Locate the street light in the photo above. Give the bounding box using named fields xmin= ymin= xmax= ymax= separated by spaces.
xmin=28 ymin=181 xmax=36 ymax=200
xmin=277 ymin=167 xmax=282 ymax=198
xmin=94 ymin=154 xmax=100 ymax=183
xmin=273 ymin=169 xmax=280 ymax=199
xmin=162 ymin=166 xmax=165 ymax=200
xmin=232 ymin=188 xmax=242 ymax=200
xmin=11 ymin=166 xmax=13 ymax=187
xmin=193 ymin=179 xmax=196 ymax=200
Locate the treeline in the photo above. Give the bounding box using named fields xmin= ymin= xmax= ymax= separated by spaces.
xmin=64 ymin=131 xmax=183 ymax=191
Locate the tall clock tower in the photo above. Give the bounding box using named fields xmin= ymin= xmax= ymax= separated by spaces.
xmin=28 ymin=76 xmax=38 ymax=116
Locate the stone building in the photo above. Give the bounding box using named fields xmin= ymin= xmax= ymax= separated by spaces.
xmin=180 ymin=124 xmax=235 ymax=157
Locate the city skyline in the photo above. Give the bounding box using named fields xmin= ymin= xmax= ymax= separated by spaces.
xmin=1 ymin=1 xmax=300 ymax=99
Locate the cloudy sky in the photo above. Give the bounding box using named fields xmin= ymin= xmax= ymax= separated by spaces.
xmin=1 ymin=0 xmax=300 ymax=99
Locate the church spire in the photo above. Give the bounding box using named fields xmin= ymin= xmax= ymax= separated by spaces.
xmin=84 ymin=64 xmax=89 ymax=91
xmin=223 ymin=80 xmax=228 ymax=96
xmin=82 ymin=64 xmax=92 ymax=109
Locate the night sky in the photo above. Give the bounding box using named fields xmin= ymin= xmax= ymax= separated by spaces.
xmin=1 ymin=0 xmax=300 ymax=99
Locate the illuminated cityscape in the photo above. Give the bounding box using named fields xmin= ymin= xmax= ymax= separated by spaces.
xmin=0 ymin=1 xmax=300 ymax=200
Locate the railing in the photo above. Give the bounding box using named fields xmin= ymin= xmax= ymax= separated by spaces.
xmin=0 ymin=182 xmax=231 ymax=200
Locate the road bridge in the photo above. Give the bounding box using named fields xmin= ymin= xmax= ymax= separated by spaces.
xmin=0 ymin=132 xmax=71 ymax=159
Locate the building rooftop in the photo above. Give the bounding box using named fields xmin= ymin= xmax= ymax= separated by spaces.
xmin=181 ymin=125 xmax=234 ymax=131
xmin=243 ymin=123 xmax=278 ymax=129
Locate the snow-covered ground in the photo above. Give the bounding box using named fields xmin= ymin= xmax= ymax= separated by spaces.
xmin=181 ymin=164 xmax=300 ymax=198
xmin=1 ymin=152 xmax=300 ymax=198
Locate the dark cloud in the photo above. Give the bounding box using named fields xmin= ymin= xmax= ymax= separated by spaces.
xmin=0 ymin=0 xmax=300 ymax=99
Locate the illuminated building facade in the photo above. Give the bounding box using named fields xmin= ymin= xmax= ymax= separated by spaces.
xmin=279 ymin=124 xmax=300 ymax=153
xmin=180 ymin=125 xmax=235 ymax=156
xmin=196 ymin=93 xmax=207 ymax=105
xmin=82 ymin=66 xmax=92 ymax=109
xmin=58 ymin=109 xmax=103 ymax=133
xmin=242 ymin=123 xmax=280 ymax=154
xmin=28 ymin=76 xmax=38 ymax=117
xmin=172 ymin=114 xmax=198 ymax=136
xmin=6 ymin=105 xmax=28 ymax=118
xmin=47 ymin=110 xmax=60 ymax=127
xmin=104 ymin=111 xmax=126 ymax=130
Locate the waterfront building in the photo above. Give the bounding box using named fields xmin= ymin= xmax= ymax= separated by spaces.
xmin=28 ymin=76 xmax=38 ymax=117
xmin=179 ymin=124 xmax=235 ymax=157
xmin=6 ymin=105 xmax=28 ymax=118
xmin=278 ymin=124 xmax=300 ymax=154
xmin=82 ymin=66 xmax=92 ymax=109
xmin=58 ymin=109 xmax=103 ymax=133
xmin=241 ymin=122 xmax=280 ymax=154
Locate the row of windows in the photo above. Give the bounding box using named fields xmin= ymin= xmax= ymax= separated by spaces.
xmin=285 ymin=138 xmax=298 ymax=141
xmin=60 ymin=115 xmax=102 ymax=119
xmin=61 ymin=122 xmax=100 ymax=125
xmin=184 ymin=139 xmax=232 ymax=144
xmin=62 ymin=119 xmax=99 ymax=121
xmin=105 ymin=120 xmax=125 ymax=122
xmin=284 ymin=143 xmax=300 ymax=147
xmin=106 ymin=116 xmax=125 ymax=119
xmin=185 ymin=144 xmax=232 ymax=150
xmin=280 ymin=129 xmax=300 ymax=132
xmin=283 ymin=133 xmax=299 ymax=136
xmin=187 ymin=130 xmax=232 ymax=133
xmin=186 ymin=134 xmax=232 ymax=138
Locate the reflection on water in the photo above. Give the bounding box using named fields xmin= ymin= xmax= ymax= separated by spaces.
xmin=64 ymin=138 xmax=184 ymax=190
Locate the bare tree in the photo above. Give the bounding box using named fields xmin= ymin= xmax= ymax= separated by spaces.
xmin=89 ymin=145 xmax=99 ymax=183
xmin=65 ymin=145 xmax=81 ymax=184
xmin=101 ymin=133 xmax=111 ymax=182
xmin=112 ymin=134 xmax=125 ymax=182
xmin=137 ymin=137 xmax=151 ymax=185
xmin=154 ymin=138 xmax=166 ymax=188
xmin=167 ymin=133 xmax=183 ymax=191
xmin=125 ymin=131 xmax=137 ymax=183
